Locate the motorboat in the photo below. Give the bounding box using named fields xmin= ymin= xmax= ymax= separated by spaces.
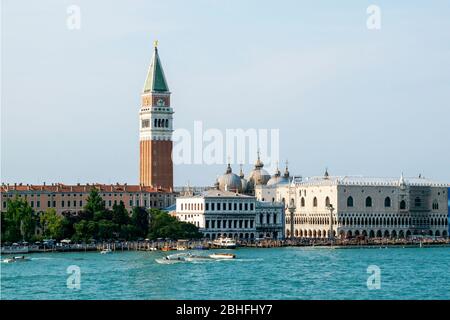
xmin=209 ymin=253 xmax=236 ymax=259
xmin=100 ymin=248 xmax=112 ymax=254
xmin=2 ymin=256 xmax=30 ymax=263
xmin=211 ymin=237 xmax=237 ymax=249
xmin=155 ymin=253 xmax=189 ymax=264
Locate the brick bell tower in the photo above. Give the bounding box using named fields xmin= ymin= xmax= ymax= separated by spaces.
xmin=139 ymin=41 xmax=173 ymax=190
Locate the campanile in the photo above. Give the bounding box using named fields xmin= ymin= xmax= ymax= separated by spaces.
xmin=139 ymin=41 xmax=173 ymax=190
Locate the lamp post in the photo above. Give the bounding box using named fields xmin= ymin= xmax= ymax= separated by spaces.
xmin=288 ymin=200 xmax=296 ymax=241
xmin=327 ymin=204 xmax=335 ymax=242
xmin=287 ymin=178 xmax=296 ymax=241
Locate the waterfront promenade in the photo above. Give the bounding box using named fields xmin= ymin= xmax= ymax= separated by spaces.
xmin=2 ymin=237 xmax=449 ymax=254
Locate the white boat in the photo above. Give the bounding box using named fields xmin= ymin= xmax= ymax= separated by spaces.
xmin=184 ymin=254 xmax=213 ymax=262
xmin=211 ymin=237 xmax=237 ymax=249
xmin=2 ymin=258 xmax=16 ymax=263
xmin=100 ymin=248 xmax=112 ymax=254
xmin=209 ymin=253 xmax=236 ymax=259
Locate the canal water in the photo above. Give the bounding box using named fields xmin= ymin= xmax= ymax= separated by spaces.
xmin=1 ymin=247 xmax=449 ymax=300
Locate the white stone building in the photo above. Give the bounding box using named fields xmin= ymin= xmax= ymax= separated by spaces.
xmin=256 ymin=171 xmax=449 ymax=239
xmin=175 ymin=189 xmax=284 ymax=240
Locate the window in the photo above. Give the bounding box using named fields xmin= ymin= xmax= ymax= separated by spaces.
xmin=205 ymin=203 xmax=209 ymax=211
xmin=244 ymin=203 xmax=248 ymax=211
xmin=250 ymin=203 xmax=254 ymax=210
xmin=313 ymin=197 xmax=317 ymax=207
xmin=142 ymin=119 xmax=150 ymax=128
xmin=37 ymin=201 xmax=40 ymax=208
xmin=432 ymin=200 xmax=439 ymax=210
xmin=365 ymin=197 xmax=372 ymax=207
xmin=239 ymin=203 xmax=242 ymax=210
xmin=217 ymin=203 xmax=221 ymax=210
xmin=325 ymin=197 xmax=330 ymax=207
xmin=400 ymin=200 xmax=406 ymax=210
xmin=347 ymin=196 xmax=354 ymax=207
xmin=414 ymin=197 xmax=421 ymax=208
xmin=301 ymin=197 xmax=305 ymax=207
xmin=384 ymin=197 xmax=391 ymax=208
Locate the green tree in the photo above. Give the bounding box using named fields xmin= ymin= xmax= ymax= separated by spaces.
xmin=83 ymin=188 xmax=105 ymax=220
xmin=97 ymin=219 xmax=118 ymax=240
xmin=1 ymin=197 xmax=36 ymax=242
xmin=147 ymin=209 xmax=202 ymax=240
xmin=40 ymin=208 xmax=64 ymax=240
xmin=73 ymin=220 xmax=98 ymax=242
xmin=131 ymin=207 xmax=149 ymax=238
xmin=112 ymin=201 xmax=129 ymax=226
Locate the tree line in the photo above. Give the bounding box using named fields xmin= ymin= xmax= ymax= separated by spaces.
xmin=1 ymin=188 xmax=202 ymax=243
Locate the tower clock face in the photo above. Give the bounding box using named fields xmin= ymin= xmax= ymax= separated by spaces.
xmin=156 ymin=98 xmax=165 ymax=107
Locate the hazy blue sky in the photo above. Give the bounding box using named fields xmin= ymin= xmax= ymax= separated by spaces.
xmin=1 ymin=0 xmax=449 ymax=186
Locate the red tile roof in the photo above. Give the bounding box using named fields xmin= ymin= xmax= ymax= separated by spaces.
xmin=1 ymin=183 xmax=173 ymax=193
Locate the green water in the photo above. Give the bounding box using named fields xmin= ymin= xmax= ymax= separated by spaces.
xmin=1 ymin=247 xmax=449 ymax=300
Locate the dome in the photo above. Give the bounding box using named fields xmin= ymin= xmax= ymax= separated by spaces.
xmin=218 ymin=164 xmax=242 ymax=193
xmin=246 ymin=153 xmax=270 ymax=192
xmin=239 ymin=165 xmax=248 ymax=193
xmin=267 ymin=165 xmax=290 ymax=186
xmin=240 ymin=178 xmax=248 ymax=192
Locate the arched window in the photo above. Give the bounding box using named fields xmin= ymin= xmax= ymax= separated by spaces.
xmin=301 ymin=197 xmax=305 ymax=207
xmin=365 ymin=196 xmax=372 ymax=207
xmin=313 ymin=197 xmax=317 ymax=207
xmin=432 ymin=200 xmax=439 ymax=210
xmin=165 ymin=119 xmax=169 ymax=128
xmin=414 ymin=197 xmax=421 ymax=208
xmin=325 ymin=196 xmax=330 ymax=207
xmin=154 ymin=119 xmax=157 ymax=127
xmin=400 ymin=200 xmax=406 ymax=210
xmin=384 ymin=197 xmax=391 ymax=208
xmin=347 ymin=196 xmax=353 ymax=207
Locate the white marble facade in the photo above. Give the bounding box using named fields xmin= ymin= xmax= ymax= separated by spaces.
xmin=256 ymin=174 xmax=449 ymax=239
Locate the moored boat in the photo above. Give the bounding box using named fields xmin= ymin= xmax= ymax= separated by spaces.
xmin=211 ymin=237 xmax=237 ymax=249
xmin=100 ymin=248 xmax=112 ymax=254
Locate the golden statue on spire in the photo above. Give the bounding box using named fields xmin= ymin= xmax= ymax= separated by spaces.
xmin=153 ymin=40 xmax=159 ymax=48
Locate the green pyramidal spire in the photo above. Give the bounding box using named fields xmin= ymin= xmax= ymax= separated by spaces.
xmin=143 ymin=41 xmax=169 ymax=93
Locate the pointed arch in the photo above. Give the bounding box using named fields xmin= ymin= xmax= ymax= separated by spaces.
xmin=347 ymin=196 xmax=353 ymax=207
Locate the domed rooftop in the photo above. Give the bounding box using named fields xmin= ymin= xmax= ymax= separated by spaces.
xmin=218 ymin=164 xmax=242 ymax=193
xmin=267 ymin=161 xmax=290 ymax=186
xmin=239 ymin=164 xmax=248 ymax=193
xmin=247 ymin=152 xmax=270 ymax=192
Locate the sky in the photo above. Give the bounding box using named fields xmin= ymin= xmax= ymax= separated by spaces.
xmin=1 ymin=0 xmax=450 ymax=187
